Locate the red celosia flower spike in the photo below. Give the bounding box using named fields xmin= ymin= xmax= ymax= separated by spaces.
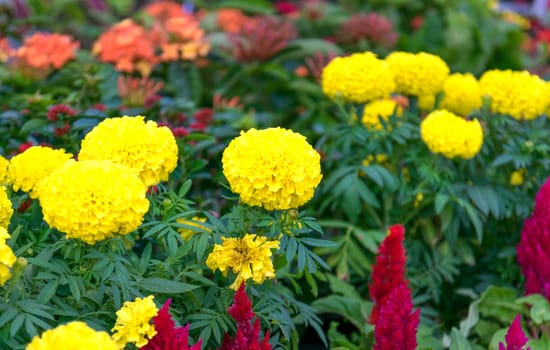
xmin=499 ymin=314 xmax=530 ymax=350
xmin=374 ymin=284 xmax=419 ymax=350
xmin=141 ymin=299 xmax=202 ymax=350
xmin=368 ymin=224 xmax=408 ymax=324
xmin=47 ymin=104 xmax=77 ymax=121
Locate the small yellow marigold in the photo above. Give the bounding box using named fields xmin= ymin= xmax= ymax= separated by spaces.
xmin=7 ymin=146 xmax=72 ymax=198
xmin=361 ymin=99 xmax=403 ymax=130
xmin=38 ymin=160 xmax=149 ymax=244
xmin=510 ymin=170 xmax=525 ymax=186
xmin=0 ymin=155 xmax=8 ymax=184
xmin=26 ymin=321 xmax=119 ymax=350
xmin=222 ymin=127 xmax=322 ymax=210
xmin=206 ymin=234 xmax=280 ymax=290
xmin=112 ymin=295 xmax=158 ymax=348
xmin=480 ymin=69 xmax=549 ymax=120
xmin=321 ymin=51 xmax=395 ymax=103
xmin=0 ymin=227 xmax=15 ymax=286
xmin=440 ymin=73 xmax=482 ymax=116
xmin=420 ymin=109 xmax=483 ymax=159
xmin=386 ymin=51 xmax=450 ymax=97
xmin=177 ymin=216 xmax=211 ymax=241
xmin=0 ymin=186 xmax=13 ymax=229
xmin=79 ymin=116 xmax=178 ymax=187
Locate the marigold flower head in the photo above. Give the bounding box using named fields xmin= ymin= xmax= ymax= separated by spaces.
xmin=93 ymin=19 xmax=158 ymax=76
xmin=26 ymin=321 xmax=119 ymax=350
xmin=510 ymin=170 xmax=525 ymax=186
xmin=420 ymin=110 xmax=483 ymax=160
xmin=79 ymin=116 xmax=178 ymax=187
xmin=217 ymin=8 xmax=250 ymax=33
xmin=322 ymin=51 xmax=395 ymax=103
xmin=440 ymin=73 xmax=482 ymax=116
xmin=480 ymin=69 xmax=548 ymax=120
xmin=7 ymin=146 xmax=73 ymax=198
xmin=112 ymin=295 xmax=158 ymax=348
xmin=222 ymin=127 xmax=322 ymax=210
xmin=0 ymin=186 xmax=13 ymax=229
xmin=336 ymin=12 xmax=398 ymax=48
xmin=499 ymin=315 xmax=530 ymax=350
xmin=386 ymin=51 xmax=449 ymax=97
xmin=0 ymin=227 xmax=16 ymax=286
xmin=11 ymin=32 xmax=79 ymax=79
xmin=361 ymin=99 xmax=403 ymax=131
xmin=206 ymin=234 xmax=280 ymax=290
xmin=38 ymin=160 xmax=149 ymax=244
xmin=177 ymin=216 xmax=211 ymax=241
xmin=0 ymin=155 xmax=8 ymax=184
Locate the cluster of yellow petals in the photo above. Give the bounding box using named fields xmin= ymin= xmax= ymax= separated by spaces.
xmin=38 ymin=160 xmax=149 ymax=244
xmin=111 ymin=295 xmax=158 ymax=348
xmin=0 ymin=186 xmax=13 ymax=229
xmin=177 ymin=216 xmax=211 ymax=241
xmin=361 ymin=99 xmax=403 ymax=130
xmin=7 ymin=146 xmax=73 ymax=199
xmin=26 ymin=321 xmax=119 ymax=350
xmin=322 ymin=51 xmax=395 ymax=103
xmin=0 ymin=155 xmax=8 ymax=184
xmin=79 ymin=116 xmax=178 ymax=187
xmin=222 ymin=127 xmax=322 ymax=210
xmin=440 ymin=73 xmax=483 ymax=116
xmin=386 ymin=51 xmax=449 ymax=97
xmin=206 ymin=234 xmax=280 ymax=290
xmin=0 ymin=227 xmax=15 ymax=286
xmin=420 ymin=110 xmax=483 ymax=159
xmin=480 ymin=69 xmax=549 ymax=120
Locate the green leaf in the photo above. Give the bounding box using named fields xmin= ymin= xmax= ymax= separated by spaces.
xmin=478 ymin=286 xmax=527 ymax=323
xmin=20 ymin=119 xmax=48 ymax=136
xmin=450 ymin=328 xmax=473 ymax=350
xmin=212 ymin=0 xmax=274 ymax=14
xmin=435 ymin=193 xmax=450 ymax=214
xmin=138 ymin=278 xmax=199 ymax=294
xmin=530 ymin=299 xmax=550 ymax=325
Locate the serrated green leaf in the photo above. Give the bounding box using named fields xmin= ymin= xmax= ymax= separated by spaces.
xmin=139 ymin=278 xmax=198 ymax=294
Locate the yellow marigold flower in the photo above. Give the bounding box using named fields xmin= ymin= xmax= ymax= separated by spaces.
xmin=112 ymin=295 xmax=158 ymax=348
xmin=7 ymin=146 xmax=72 ymax=198
xmin=26 ymin=321 xmax=119 ymax=350
xmin=480 ymin=69 xmax=549 ymax=120
xmin=418 ymin=94 xmax=436 ymax=111
xmin=321 ymin=51 xmax=395 ymax=103
xmin=420 ymin=109 xmax=483 ymax=159
xmin=440 ymin=73 xmax=482 ymax=116
xmin=510 ymin=169 xmax=525 ymax=186
xmin=206 ymin=234 xmax=279 ymax=290
xmin=177 ymin=216 xmax=211 ymax=241
xmin=0 ymin=155 xmax=8 ymax=184
xmin=0 ymin=227 xmax=15 ymax=286
xmin=361 ymin=99 xmax=403 ymax=130
xmin=38 ymin=160 xmax=149 ymax=244
xmin=0 ymin=186 xmax=13 ymax=229
xmin=79 ymin=116 xmax=178 ymax=187
xmin=222 ymin=127 xmax=322 ymax=210
xmin=386 ymin=51 xmax=450 ymax=97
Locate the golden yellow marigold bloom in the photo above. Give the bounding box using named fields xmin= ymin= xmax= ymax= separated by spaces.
xmin=222 ymin=127 xmax=322 ymax=210
xmin=386 ymin=51 xmax=450 ymax=97
xmin=321 ymin=51 xmax=395 ymax=103
xmin=510 ymin=170 xmax=525 ymax=186
xmin=0 ymin=155 xmax=8 ymax=184
xmin=418 ymin=94 xmax=436 ymax=111
xmin=26 ymin=321 xmax=119 ymax=350
xmin=440 ymin=73 xmax=482 ymax=116
xmin=112 ymin=295 xmax=158 ymax=348
xmin=38 ymin=160 xmax=149 ymax=245
xmin=206 ymin=234 xmax=280 ymax=290
xmin=361 ymin=99 xmax=403 ymax=130
xmin=177 ymin=216 xmax=211 ymax=241
xmin=420 ymin=110 xmax=483 ymax=159
xmin=7 ymin=146 xmax=73 ymax=199
xmin=0 ymin=186 xmax=13 ymax=229
xmin=79 ymin=116 xmax=178 ymax=187
xmin=480 ymin=69 xmax=549 ymax=120
xmin=0 ymin=227 xmax=15 ymax=286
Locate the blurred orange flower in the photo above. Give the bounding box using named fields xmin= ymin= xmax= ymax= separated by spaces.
xmin=157 ymin=15 xmax=210 ymax=62
xmin=217 ymin=9 xmax=250 ymax=33
xmin=93 ymin=19 xmax=158 ymax=76
xmin=117 ymin=76 xmax=163 ymax=108
xmin=144 ymin=1 xmax=185 ymax=23
xmin=0 ymin=37 xmax=13 ymax=63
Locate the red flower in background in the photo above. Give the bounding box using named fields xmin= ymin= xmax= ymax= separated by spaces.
xmin=374 ymin=284 xmax=419 ymax=350
xmin=336 ymin=13 xmax=398 ymax=48
xmin=499 ymin=315 xmax=530 ymax=350
xmin=274 ymin=1 xmax=299 ymax=15
xmin=368 ymin=224 xmax=408 ymax=324
xmin=47 ymin=104 xmax=77 ymax=121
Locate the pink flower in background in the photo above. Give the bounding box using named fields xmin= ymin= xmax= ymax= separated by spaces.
xmin=499 ymin=315 xmax=530 ymax=350
xmin=336 ymin=13 xmax=398 ymax=48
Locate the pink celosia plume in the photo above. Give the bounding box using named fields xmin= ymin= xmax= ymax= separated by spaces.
xmin=499 ymin=314 xmax=530 ymax=350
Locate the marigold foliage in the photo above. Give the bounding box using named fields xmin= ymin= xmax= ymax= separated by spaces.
xmin=206 ymin=234 xmax=280 ymax=290
xmin=480 ymin=69 xmax=548 ymax=120
xmin=222 ymin=127 xmax=322 ymax=210
xmin=177 ymin=216 xmax=211 ymax=241
xmin=7 ymin=146 xmax=73 ymax=199
xmin=0 ymin=227 xmax=15 ymax=286
xmin=26 ymin=321 xmax=119 ymax=350
xmin=420 ymin=110 xmax=483 ymax=159
xmin=79 ymin=116 xmax=178 ymax=187
xmin=0 ymin=186 xmax=13 ymax=229
xmin=112 ymin=295 xmax=158 ymax=348
xmin=386 ymin=51 xmax=449 ymax=97
xmin=440 ymin=73 xmax=483 ymax=116
xmin=38 ymin=160 xmax=149 ymax=244
xmin=361 ymin=99 xmax=403 ymax=131
xmin=321 ymin=51 xmax=395 ymax=103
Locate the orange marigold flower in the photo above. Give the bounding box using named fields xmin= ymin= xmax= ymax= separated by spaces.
xmin=144 ymin=1 xmax=185 ymax=23
xmin=93 ymin=19 xmax=158 ymax=76
xmin=217 ymin=8 xmax=250 ymax=33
